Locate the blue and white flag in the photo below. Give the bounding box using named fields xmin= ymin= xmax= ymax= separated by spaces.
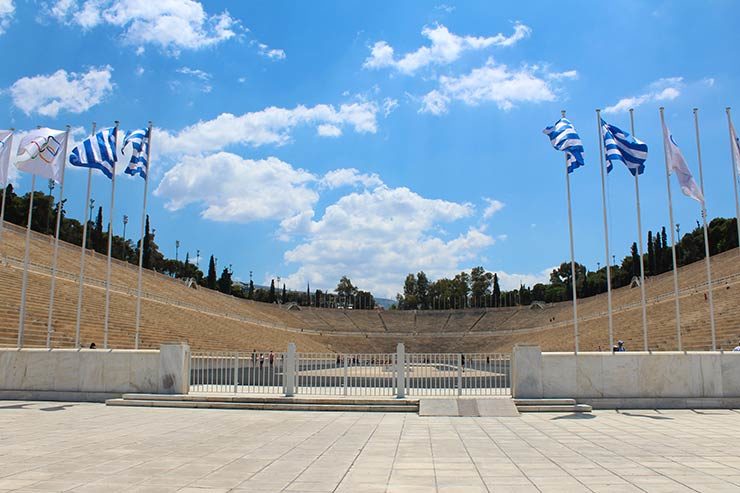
xmin=122 ymin=127 xmax=149 ymax=179
xmin=69 ymin=128 xmax=117 ymax=179
xmin=601 ymin=120 xmax=648 ymax=176
xmin=662 ymin=119 xmax=704 ymax=204
xmin=543 ymin=117 xmax=585 ymax=173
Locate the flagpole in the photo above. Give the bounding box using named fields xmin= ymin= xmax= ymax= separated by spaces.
xmin=595 ymin=109 xmax=614 ymax=349
xmin=725 ymin=107 xmax=740 ymax=257
xmin=134 ymin=122 xmax=153 ymax=349
xmin=18 ymin=173 xmax=36 ymax=348
xmin=103 ymin=121 xmax=120 ymax=349
xmin=75 ymin=123 xmax=96 ymax=348
xmin=562 ymin=110 xmax=579 ymax=353
xmin=693 ymin=108 xmax=716 ymax=350
xmin=46 ymin=126 xmax=70 ymax=348
xmin=659 ymin=108 xmax=683 ymax=350
xmin=629 ymin=108 xmax=649 ymax=351
xmin=0 ymin=129 xmax=14 ymax=244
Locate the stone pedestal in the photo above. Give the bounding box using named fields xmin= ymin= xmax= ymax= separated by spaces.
xmin=158 ymin=343 xmax=190 ymax=394
xmin=511 ymin=345 xmax=542 ymax=399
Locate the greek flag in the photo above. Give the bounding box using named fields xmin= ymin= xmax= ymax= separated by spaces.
xmin=122 ymin=127 xmax=149 ymax=179
xmin=543 ymin=117 xmax=585 ymax=173
xmin=69 ymin=128 xmax=117 ymax=179
xmin=601 ymin=120 xmax=648 ymax=176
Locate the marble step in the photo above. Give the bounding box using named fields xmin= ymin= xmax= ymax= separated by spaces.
xmin=516 ymin=403 xmax=592 ymax=413
xmin=106 ymin=398 xmax=419 ymax=412
xmin=120 ymin=393 xmax=418 ymax=406
xmin=514 ymin=398 xmax=576 ymax=406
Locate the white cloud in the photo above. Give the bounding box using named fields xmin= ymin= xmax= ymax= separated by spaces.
xmin=48 ymin=0 xmax=240 ymax=54
xmin=364 ymin=22 xmax=531 ymax=74
xmin=382 ymin=97 xmax=399 ymax=117
xmin=434 ymin=4 xmax=455 ymax=13
xmin=0 ymin=0 xmax=14 ymax=34
xmin=177 ymin=66 xmax=211 ymax=80
xmin=155 ymin=101 xmax=379 ymax=156
xmin=257 ymin=43 xmax=286 ymax=60
xmin=175 ymin=66 xmax=212 ymax=92
xmin=281 ymin=185 xmax=491 ymax=297
xmin=317 ymin=124 xmax=342 ymax=137
xmin=154 ymin=152 xmax=318 ymax=223
xmin=420 ymin=58 xmax=557 ymax=113
xmin=482 ymin=198 xmax=504 ymax=219
xmin=547 ymin=70 xmax=578 ymax=81
xmin=135 ymin=65 xmax=144 ymax=76
xmin=320 ymin=168 xmax=383 ymax=190
xmin=495 ymin=268 xmax=551 ymax=291
xmin=9 ymin=66 xmax=114 ymax=117
xmin=604 ymin=77 xmax=683 ymax=114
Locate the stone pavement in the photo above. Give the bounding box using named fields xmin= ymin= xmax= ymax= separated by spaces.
xmin=2 ymin=402 xmax=740 ymax=492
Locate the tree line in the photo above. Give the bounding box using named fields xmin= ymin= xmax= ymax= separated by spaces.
xmin=395 ymin=217 xmax=738 ymax=309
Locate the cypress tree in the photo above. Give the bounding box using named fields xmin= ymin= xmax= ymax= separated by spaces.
xmin=631 ymin=242 xmax=640 ymax=278
xmin=492 ymin=273 xmax=501 ymax=308
xmin=647 ymin=230 xmax=655 ymax=275
xmin=661 ymin=227 xmax=669 ymax=272
xmin=268 ymin=279 xmax=276 ymax=303
xmin=282 ymin=284 xmax=287 ymax=303
xmin=306 ymin=282 xmax=310 ymax=306
xmin=93 ymin=206 xmax=104 ymax=253
xmin=206 ymin=255 xmax=217 ymax=289
xmin=143 ymin=215 xmax=151 ymax=269
xmin=248 ymin=280 xmax=254 ymax=299
xmin=217 ymin=267 xmax=232 ymax=294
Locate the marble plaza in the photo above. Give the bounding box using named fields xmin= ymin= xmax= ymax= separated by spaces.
xmin=2 ymin=402 xmax=740 ymax=492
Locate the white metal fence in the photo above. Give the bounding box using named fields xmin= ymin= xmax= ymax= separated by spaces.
xmin=189 ymin=343 xmax=510 ymax=397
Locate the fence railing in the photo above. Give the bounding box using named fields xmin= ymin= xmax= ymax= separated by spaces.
xmin=189 ymin=343 xmax=510 ymax=398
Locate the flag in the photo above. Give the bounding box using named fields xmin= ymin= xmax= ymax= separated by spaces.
xmin=662 ymin=119 xmax=704 ymax=204
xmin=69 ymin=127 xmax=117 ymax=179
xmin=15 ymin=127 xmax=67 ymax=183
xmin=601 ymin=120 xmax=648 ymax=176
xmin=730 ymin=118 xmax=740 ymax=180
xmin=122 ymin=127 xmax=149 ymax=179
xmin=543 ymin=117 xmax=585 ymax=173
xmin=0 ymin=131 xmax=12 ymax=186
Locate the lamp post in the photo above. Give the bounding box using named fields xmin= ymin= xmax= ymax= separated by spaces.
xmin=175 ymin=240 xmax=180 ymax=262
xmin=122 ymin=215 xmax=128 ymax=259
xmin=47 ymin=179 xmax=55 ymax=233
xmin=196 ymin=249 xmax=200 ymax=268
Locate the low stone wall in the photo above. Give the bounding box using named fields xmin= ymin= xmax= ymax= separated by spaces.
xmin=512 ymin=345 xmax=740 ymax=408
xmin=0 ymin=343 xmax=189 ymax=402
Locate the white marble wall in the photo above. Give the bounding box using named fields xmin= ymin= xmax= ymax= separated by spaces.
xmin=512 ymin=345 xmax=740 ymax=400
xmin=0 ymin=345 xmax=189 ymax=395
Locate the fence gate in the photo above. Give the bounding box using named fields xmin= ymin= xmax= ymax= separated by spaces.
xmin=190 ymin=344 xmax=510 ymax=397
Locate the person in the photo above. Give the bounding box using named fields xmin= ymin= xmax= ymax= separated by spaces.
xmin=733 ymin=341 xmax=740 ymax=352
xmin=269 ymin=351 xmax=274 ymax=368
xmin=259 ymin=353 xmax=264 ymax=369
xmin=89 ymin=342 xmax=96 ymax=349
xmin=613 ymin=340 xmax=626 ymax=353
xmin=251 ymin=349 xmax=257 ymax=367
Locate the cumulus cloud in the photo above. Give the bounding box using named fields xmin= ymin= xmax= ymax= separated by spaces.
xmin=154 ymin=152 xmax=318 ymax=223
xmin=9 ymin=66 xmax=114 ymax=117
xmin=495 ymin=268 xmax=551 ymax=291
xmin=604 ymin=77 xmax=683 ymax=114
xmin=0 ymin=0 xmax=14 ymax=34
xmin=281 ymin=185 xmax=491 ymax=297
xmin=320 ymin=168 xmax=383 ymax=190
xmin=382 ymin=97 xmax=399 ymax=117
xmin=482 ymin=198 xmax=504 ymax=219
xmin=420 ymin=58 xmax=558 ymax=114
xmin=364 ymin=22 xmax=531 ymax=74
xmin=47 ymin=0 xmax=240 ymax=54
xmin=155 ymin=101 xmax=380 ymax=156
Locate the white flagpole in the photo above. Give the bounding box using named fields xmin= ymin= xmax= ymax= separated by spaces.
xmin=629 ymin=109 xmax=649 ymax=351
xmin=725 ymin=107 xmax=740 ymax=257
xmin=75 ymin=123 xmax=96 ymax=348
xmin=103 ymin=121 xmax=120 ymax=349
xmin=0 ymin=129 xmax=14 ymax=244
xmin=595 ymin=109 xmax=614 ymax=348
xmin=693 ymin=108 xmax=716 ymax=350
xmin=134 ymin=122 xmax=153 ymax=349
xmin=46 ymin=126 xmax=71 ymax=348
xmin=562 ymin=110 xmax=579 ymax=353
xmin=18 ymin=173 xmax=36 ymax=348
xmin=659 ymin=108 xmax=683 ymax=350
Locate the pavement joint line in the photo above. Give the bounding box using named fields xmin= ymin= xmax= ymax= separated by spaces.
xmin=384 ymin=412 xmax=408 ymax=492
xmin=330 ymin=413 xmax=385 ymax=493
xmin=449 ymin=418 xmax=490 ymax=492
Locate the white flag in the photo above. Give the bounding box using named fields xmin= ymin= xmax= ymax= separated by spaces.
xmin=0 ymin=131 xmax=12 ymax=186
xmin=662 ymin=119 xmax=704 ymax=204
xmin=14 ymin=127 xmax=67 ymax=183
xmin=730 ymin=119 xmax=740 ymax=180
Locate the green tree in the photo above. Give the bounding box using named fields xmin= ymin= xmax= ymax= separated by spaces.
xmin=335 ymin=276 xmax=356 ymax=298
xmin=470 ymin=266 xmax=492 ymax=307
xmin=281 ymin=284 xmax=287 ymax=303
xmin=93 ymin=206 xmax=104 ymax=253
xmin=206 ymin=255 xmax=217 ymax=289
xmin=217 ymin=267 xmax=232 ymax=294
xmin=416 ymin=271 xmax=429 ymax=309
xmin=268 ymin=279 xmax=276 ymax=303
xmin=492 ymin=273 xmax=501 ymax=307
xmin=142 ymin=215 xmax=152 ymax=269
xmin=647 ymin=230 xmax=655 ymax=275
xmin=401 ymin=273 xmax=417 ymax=309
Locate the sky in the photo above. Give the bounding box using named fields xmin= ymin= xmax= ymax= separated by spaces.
xmin=1 ymin=0 xmax=739 ymax=298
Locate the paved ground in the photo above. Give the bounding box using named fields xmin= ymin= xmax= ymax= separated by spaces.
xmin=2 ymin=402 xmax=740 ymax=492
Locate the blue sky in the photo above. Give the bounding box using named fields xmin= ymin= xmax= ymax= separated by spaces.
xmin=1 ymin=0 xmax=739 ymax=297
